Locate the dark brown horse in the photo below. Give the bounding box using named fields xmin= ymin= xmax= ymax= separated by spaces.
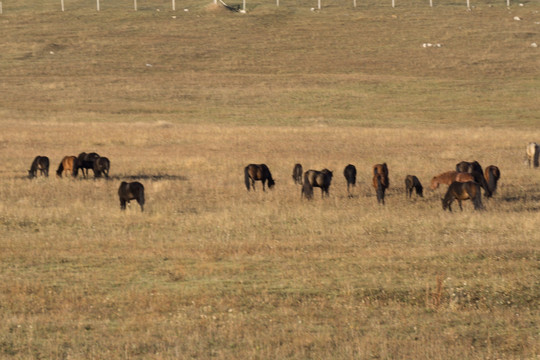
xmin=343 ymin=164 xmax=357 ymax=196
xmin=56 ymin=156 xmax=79 ymax=178
xmin=455 ymin=160 xmax=491 ymax=197
xmin=484 ymin=165 xmax=500 ymax=196
xmin=430 ymin=171 xmax=474 ymax=190
xmin=405 ymin=175 xmax=423 ymax=198
xmin=292 ymin=163 xmax=303 ymax=185
xmin=93 ymin=157 xmax=110 ymax=178
xmin=118 ymin=181 xmax=145 ymax=211
xmin=78 ymin=152 xmax=100 ymax=178
xmin=244 ymin=164 xmax=275 ymax=191
xmin=303 ymin=169 xmax=333 ymax=198
xmin=28 ymin=156 xmax=49 ymax=178
xmin=442 ymin=181 xmax=484 ymax=211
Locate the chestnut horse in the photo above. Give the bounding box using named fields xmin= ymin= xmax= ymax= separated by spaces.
xmin=372 ymin=163 xmax=389 ymax=205
xmin=118 ymin=181 xmax=145 ymax=211
xmin=404 ymin=175 xmax=423 ymax=198
xmin=526 ymin=142 xmax=539 ymax=168
xmin=442 ymin=181 xmax=484 ymax=211
xmin=28 ymin=156 xmax=49 ymax=178
xmin=56 ymin=156 xmax=79 ymax=178
xmin=484 ymin=165 xmax=500 ymax=196
xmin=292 ymin=163 xmax=303 ymax=185
xmin=303 ymin=169 xmax=333 ymax=198
xmin=343 ymin=164 xmax=357 ymax=196
xmin=244 ymin=164 xmax=275 ymax=191
xmin=430 ymin=171 xmax=474 ymax=190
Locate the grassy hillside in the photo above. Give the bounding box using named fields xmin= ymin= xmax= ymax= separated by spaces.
xmin=0 ymin=1 xmax=539 ymax=359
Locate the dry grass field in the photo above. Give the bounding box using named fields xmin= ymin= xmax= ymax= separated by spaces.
xmin=0 ymin=0 xmax=539 ymax=358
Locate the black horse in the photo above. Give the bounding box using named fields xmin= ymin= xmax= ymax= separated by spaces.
xmin=455 ymin=160 xmax=491 ymax=198
xmin=303 ymin=169 xmax=333 ymax=199
xmin=118 ymin=181 xmax=145 ymax=212
xmin=405 ymin=175 xmax=423 ymax=198
xmin=343 ymin=164 xmax=357 ymax=196
xmin=292 ymin=163 xmax=303 ymax=185
xmin=442 ymin=181 xmax=483 ymax=212
xmin=93 ymin=157 xmax=110 ymax=178
xmin=244 ymin=164 xmax=275 ymax=191
xmin=78 ymin=152 xmax=100 ymax=178
xmin=28 ymin=156 xmax=49 ymax=178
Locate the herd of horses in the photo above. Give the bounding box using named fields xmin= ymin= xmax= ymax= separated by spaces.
xmin=245 ymin=159 xmax=502 ymax=211
xmin=28 ymin=152 xmax=144 ymax=212
xmin=27 ymin=142 xmax=539 ymax=212
xmin=29 ymin=152 xmax=110 ymax=179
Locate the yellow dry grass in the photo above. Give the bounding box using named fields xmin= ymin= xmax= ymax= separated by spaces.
xmin=0 ymin=0 xmax=539 ymax=358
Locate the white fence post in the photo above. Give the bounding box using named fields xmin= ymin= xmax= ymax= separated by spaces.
xmin=353 ymin=0 xmax=356 ymax=7
xmin=97 ymin=0 xmax=100 ymax=11
xmin=392 ymin=0 xmax=395 ymax=7
xmin=466 ymin=0 xmax=470 ymax=8
xmin=242 ymin=0 xmax=245 ymax=11
xmin=61 ymin=0 xmax=64 ymax=11
xmin=134 ymin=0 xmax=137 ymax=10
xmin=429 ymin=0 xmax=433 ymax=7
xmin=0 ymin=2 xmax=3 ymax=14
xmin=172 ymin=0 xmax=176 ymax=10
xmin=318 ymin=0 xmax=321 ymax=9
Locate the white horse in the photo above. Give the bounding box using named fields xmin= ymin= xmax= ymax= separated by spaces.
xmin=526 ymin=142 xmax=539 ymax=168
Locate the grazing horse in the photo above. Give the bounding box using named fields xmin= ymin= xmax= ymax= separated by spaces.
xmin=77 ymin=152 xmax=100 ymax=178
xmin=292 ymin=163 xmax=303 ymax=185
xmin=484 ymin=165 xmax=500 ymax=196
xmin=244 ymin=164 xmax=275 ymax=191
xmin=93 ymin=157 xmax=110 ymax=178
xmin=56 ymin=156 xmax=79 ymax=178
xmin=404 ymin=175 xmax=423 ymax=198
xmin=303 ymin=169 xmax=333 ymax=198
xmin=343 ymin=164 xmax=357 ymax=196
xmin=28 ymin=156 xmax=49 ymax=178
xmin=430 ymin=171 xmax=474 ymax=190
xmin=526 ymin=142 xmax=539 ymax=168
xmin=118 ymin=181 xmax=145 ymax=212
xmin=442 ymin=181 xmax=484 ymax=212
xmin=455 ymin=160 xmax=491 ymax=197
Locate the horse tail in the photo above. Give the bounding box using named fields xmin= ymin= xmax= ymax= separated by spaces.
xmin=301 ymin=173 xmax=314 ymax=200
xmin=244 ymin=166 xmax=251 ymax=191
xmin=472 ymin=184 xmax=484 ymax=210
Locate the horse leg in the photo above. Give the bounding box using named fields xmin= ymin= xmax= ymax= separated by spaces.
xmin=120 ymin=199 xmax=127 ymax=210
xmin=458 ymin=199 xmax=463 ymax=211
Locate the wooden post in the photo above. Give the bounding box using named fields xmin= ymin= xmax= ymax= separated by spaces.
xmin=134 ymin=0 xmax=137 ymax=11
xmin=318 ymin=0 xmax=321 ymax=9
xmin=276 ymin=0 xmax=279 ymax=7
xmin=61 ymin=0 xmax=64 ymax=11
xmin=429 ymin=0 xmax=432 ymax=7
xmin=96 ymin=0 xmax=100 ymax=11
xmin=506 ymin=0 xmax=509 ymax=6
xmin=172 ymin=0 xmax=176 ymax=11
xmin=353 ymin=0 xmax=356 ymax=7
xmin=466 ymin=0 xmax=470 ymax=9
xmin=392 ymin=0 xmax=395 ymax=7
